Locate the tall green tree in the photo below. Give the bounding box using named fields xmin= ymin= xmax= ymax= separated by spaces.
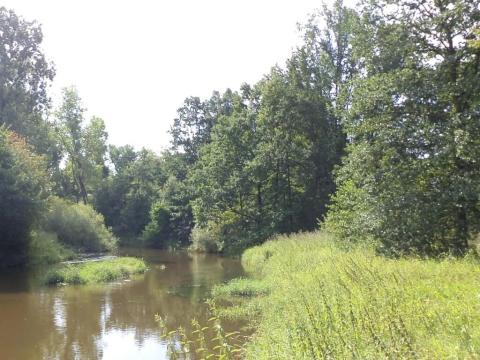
xmin=55 ymin=87 xmax=109 ymax=204
xmin=187 ymin=2 xmax=354 ymax=252
xmin=325 ymin=0 xmax=480 ymax=255
xmin=190 ymin=90 xmax=260 ymax=250
xmin=170 ymin=90 xmax=236 ymax=164
xmin=94 ymin=147 xmax=166 ymax=242
xmin=55 ymin=87 xmax=89 ymax=203
xmin=0 ymin=7 xmax=59 ymax=167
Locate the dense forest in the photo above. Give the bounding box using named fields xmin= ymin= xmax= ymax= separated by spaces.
xmin=0 ymin=0 xmax=479 ymax=268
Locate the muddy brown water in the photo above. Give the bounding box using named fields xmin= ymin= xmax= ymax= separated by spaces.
xmin=0 ymin=249 xmax=245 ymax=360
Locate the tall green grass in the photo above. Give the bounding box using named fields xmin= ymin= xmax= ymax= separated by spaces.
xmin=213 ymin=232 xmax=480 ymax=359
xmin=43 ymin=257 xmax=147 ymax=285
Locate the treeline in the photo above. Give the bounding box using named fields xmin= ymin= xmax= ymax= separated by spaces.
xmin=0 ymin=8 xmax=117 ymax=266
xmin=168 ymin=0 xmax=480 ymax=256
xmin=1 ymin=0 xmax=479 ymax=267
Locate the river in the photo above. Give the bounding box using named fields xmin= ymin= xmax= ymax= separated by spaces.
xmin=0 ymin=249 xmax=245 ymax=360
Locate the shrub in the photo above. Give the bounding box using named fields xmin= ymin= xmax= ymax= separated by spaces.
xmin=189 ymin=218 xmax=263 ymax=255
xmin=40 ymin=197 xmax=117 ymax=253
xmin=28 ymin=230 xmax=74 ymax=266
xmin=322 ymin=179 xmax=375 ymax=243
xmin=189 ymin=225 xmax=219 ymax=253
xmin=142 ymin=201 xmax=172 ymax=248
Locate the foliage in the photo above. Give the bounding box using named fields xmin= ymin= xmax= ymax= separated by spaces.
xmin=156 ymin=303 xmax=246 ymax=359
xmin=325 ymin=0 xmax=480 ymax=255
xmin=187 ymin=3 xmax=353 ymax=253
xmin=158 ymin=161 xmax=194 ymax=246
xmin=28 ymin=230 xmax=74 ymax=266
xmin=189 ymin=225 xmax=220 ymax=253
xmin=39 ymin=197 xmax=117 ymax=253
xmin=43 ymin=257 xmax=147 ymax=285
xmin=322 ymin=179 xmax=376 ymax=243
xmin=0 ymin=128 xmax=50 ymax=267
xmin=214 ymin=231 xmax=480 ymax=359
xmin=55 ymin=87 xmax=109 ymax=204
xmin=0 ymin=7 xmax=59 ymax=167
xmin=142 ymin=201 xmax=172 ymax=248
xmin=170 ymin=90 xmax=236 ymax=164
xmin=94 ymin=146 xmax=167 ymax=242
xmin=3 ymin=0 xmax=480 ymax=262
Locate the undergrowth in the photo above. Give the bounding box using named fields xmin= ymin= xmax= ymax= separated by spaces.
xmin=219 ymin=232 xmax=480 ymax=359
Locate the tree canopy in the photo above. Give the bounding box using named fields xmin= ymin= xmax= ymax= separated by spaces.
xmin=1 ymin=0 xmax=480 ymax=266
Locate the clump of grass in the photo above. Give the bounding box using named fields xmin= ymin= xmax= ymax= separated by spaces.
xmin=43 ymin=257 xmax=147 ymax=285
xmin=211 ymin=278 xmax=269 ymax=322
xmin=212 ymin=278 xmax=270 ymax=298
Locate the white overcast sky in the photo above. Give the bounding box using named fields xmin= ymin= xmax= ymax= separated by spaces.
xmin=3 ymin=0 xmax=352 ymax=152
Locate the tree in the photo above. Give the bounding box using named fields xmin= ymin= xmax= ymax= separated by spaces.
xmin=109 ymin=144 xmax=137 ymax=174
xmin=0 ymin=7 xmax=59 ymax=167
xmin=157 ymin=151 xmax=194 ymax=246
xmin=141 ymin=201 xmax=172 ymax=248
xmin=84 ymin=116 xmax=109 ymax=180
xmin=0 ymin=127 xmax=49 ymax=266
xmin=55 ymin=87 xmax=89 ymax=203
xmin=170 ymin=90 xmax=236 ymax=164
xmin=55 ymin=87 xmax=109 ymax=204
xmin=325 ymin=0 xmax=480 ymax=255
xmin=190 ymin=93 xmax=260 ymax=251
xmin=184 ymin=2 xmax=356 ymax=253
xmin=94 ymin=147 xmax=166 ymax=242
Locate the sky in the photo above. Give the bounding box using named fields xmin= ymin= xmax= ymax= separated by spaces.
xmin=3 ymin=0 xmax=343 ymax=152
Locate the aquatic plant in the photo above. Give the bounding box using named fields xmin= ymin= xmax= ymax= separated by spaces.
xmin=156 ymin=301 xmax=247 ymax=359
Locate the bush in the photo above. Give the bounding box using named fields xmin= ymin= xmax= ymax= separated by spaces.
xmin=28 ymin=230 xmax=74 ymax=266
xmin=40 ymin=197 xmax=117 ymax=253
xmin=189 ymin=225 xmax=219 ymax=253
xmin=142 ymin=201 xmax=172 ymax=248
xmin=322 ymin=179 xmax=375 ymax=243
xmin=189 ymin=217 xmax=263 ymax=255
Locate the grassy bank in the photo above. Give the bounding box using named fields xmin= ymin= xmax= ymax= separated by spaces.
xmin=211 ymin=232 xmax=480 ymax=359
xmin=43 ymin=257 xmax=147 ymax=285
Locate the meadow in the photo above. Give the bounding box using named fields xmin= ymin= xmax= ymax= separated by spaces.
xmin=209 ymin=232 xmax=480 ymax=359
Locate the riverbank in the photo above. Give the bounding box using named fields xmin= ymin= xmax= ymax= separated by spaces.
xmin=212 ymin=231 xmax=480 ymax=359
xmin=43 ymin=257 xmax=147 ymax=285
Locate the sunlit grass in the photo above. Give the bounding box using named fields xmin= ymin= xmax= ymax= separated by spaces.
xmin=43 ymin=257 xmax=147 ymax=285
xmin=213 ymin=231 xmax=480 ymax=359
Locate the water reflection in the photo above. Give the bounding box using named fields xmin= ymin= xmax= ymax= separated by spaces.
xmin=0 ymin=250 xmax=244 ymax=360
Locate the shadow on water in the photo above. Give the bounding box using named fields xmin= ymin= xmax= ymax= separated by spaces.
xmin=0 ymin=249 xmax=245 ymax=360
